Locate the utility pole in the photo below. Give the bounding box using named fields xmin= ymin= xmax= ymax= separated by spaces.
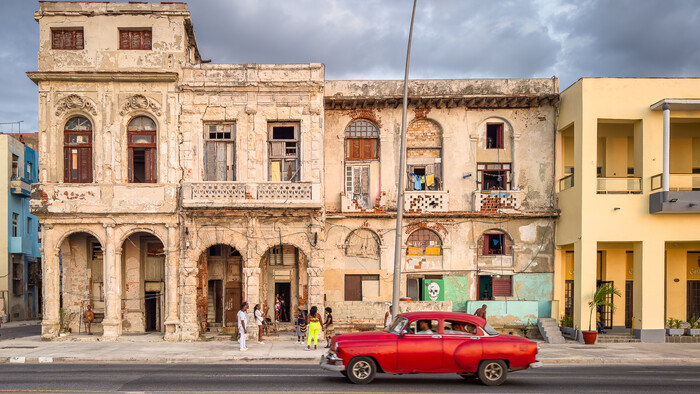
xmin=392 ymin=0 xmax=418 ymax=314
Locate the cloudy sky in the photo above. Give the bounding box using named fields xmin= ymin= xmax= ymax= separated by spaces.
xmin=1 ymin=0 xmax=699 ymax=133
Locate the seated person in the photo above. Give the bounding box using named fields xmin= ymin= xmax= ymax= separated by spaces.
xmin=444 ymin=321 xmax=479 ymax=335
xmin=416 ymin=320 xmax=434 ymax=335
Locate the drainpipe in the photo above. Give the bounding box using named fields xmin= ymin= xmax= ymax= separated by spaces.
xmin=662 ymin=103 xmax=670 ymax=192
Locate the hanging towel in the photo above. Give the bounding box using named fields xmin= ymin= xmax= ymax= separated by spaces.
xmin=426 ymin=174 xmax=435 ymax=187
xmin=414 ymin=176 xmax=422 ymax=190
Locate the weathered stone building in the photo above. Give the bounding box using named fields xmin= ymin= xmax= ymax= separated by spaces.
xmin=29 ymin=1 xmax=558 ymax=341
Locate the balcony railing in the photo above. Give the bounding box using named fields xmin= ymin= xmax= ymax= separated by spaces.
xmin=651 ymin=173 xmax=700 ymax=192
xmin=404 ymin=190 xmax=449 ymax=213
xmin=341 ymin=192 xmax=389 ymax=213
xmin=596 ymin=177 xmax=642 ymax=194
xmin=558 ymin=174 xmax=574 ymax=192
xmin=182 ymin=181 xmax=320 ymax=208
xmin=473 ymin=190 xmax=521 ymax=212
xmin=10 ymin=178 xmax=31 ymax=197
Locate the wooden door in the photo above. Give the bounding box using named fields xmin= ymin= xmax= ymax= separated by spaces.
xmin=344 ymin=275 xmax=362 ymax=301
xmin=597 ymin=280 xmax=614 ymax=329
xmin=688 ymin=281 xmax=700 ymax=320
xmin=625 ymin=281 xmax=633 ymax=328
xmin=225 ymin=286 xmax=241 ymax=325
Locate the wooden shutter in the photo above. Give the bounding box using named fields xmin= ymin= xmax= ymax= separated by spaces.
xmin=496 ymin=125 xmax=504 ymax=149
xmin=64 ymin=148 xmax=69 ymax=182
xmin=131 ymin=31 xmax=141 ymax=49
xmin=493 ymin=276 xmax=512 ymax=297
xmin=120 ymin=30 xmax=130 ymax=49
xmin=145 ymin=148 xmax=155 ymax=183
xmin=78 ymin=148 xmax=91 ymax=183
xmin=344 ymin=275 xmax=362 ymax=301
xmin=142 ymin=30 xmax=152 ymax=50
xmin=205 ymin=142 xmax=217 ymax=181
xmin=52 ymin=30 xmax=63 ymax=49
xmin=75 ymin=30 xmax=84 ymax=49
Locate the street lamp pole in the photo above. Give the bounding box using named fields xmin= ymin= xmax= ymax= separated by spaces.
xmin=392 ymin=0 xmax=418 ymax=314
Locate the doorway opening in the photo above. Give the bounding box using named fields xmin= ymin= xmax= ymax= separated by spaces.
xmin=145 ymin=291 xmax=161 ymax=332
xmin=275 ymin=282 xmax=291 ymax=322
xmin=478 ymin=275 xmax=493 ymax=300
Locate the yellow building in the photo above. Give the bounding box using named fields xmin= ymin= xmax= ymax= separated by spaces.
xmin=555 ymin=78 xmax=700 ymax=342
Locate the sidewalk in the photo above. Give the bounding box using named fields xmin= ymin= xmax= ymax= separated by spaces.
xmin=2 ymin=332 xmax=700 ymax=365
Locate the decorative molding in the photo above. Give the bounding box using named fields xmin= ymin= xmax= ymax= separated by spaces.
xmin=55 ymin=94 xmax=98 ymax=117
xmin=119 ymin=94 xmax=162 ymax=116
xmin=27 ymin=71 xmax=179 ymax=84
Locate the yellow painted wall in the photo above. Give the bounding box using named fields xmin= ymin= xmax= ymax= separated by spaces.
xmin=0 ymin=136 xmax=9 ymax=303
xmin=666 ymin=249 xmax=687 ymax=321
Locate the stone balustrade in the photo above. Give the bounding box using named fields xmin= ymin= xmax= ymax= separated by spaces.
xmin=182 ymin=181 xmax=320 ymax=208
xmin=474 ymin=190 xmax=522 ymax=212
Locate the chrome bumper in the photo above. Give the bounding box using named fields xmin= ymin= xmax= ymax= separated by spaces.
xmin=529 ymin=361 xmax=543 ymax=369
xmin=319 ymin=352 xmax=345 ymax=372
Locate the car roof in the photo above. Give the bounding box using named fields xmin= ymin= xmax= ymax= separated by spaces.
xmin=397 ymin=311 xmax=486 ymax=326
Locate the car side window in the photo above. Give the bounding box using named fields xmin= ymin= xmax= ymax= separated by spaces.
xmin=444 ymin=320 xmax=478 ymax=335
xmin=405 ymin=319 xmax=438 ymax=335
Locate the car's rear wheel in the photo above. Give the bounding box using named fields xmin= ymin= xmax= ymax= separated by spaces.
xmin=478 ymin=360 xmax=508 ymax=386
xmin=347 ymin=356 xmax=376 ymax=384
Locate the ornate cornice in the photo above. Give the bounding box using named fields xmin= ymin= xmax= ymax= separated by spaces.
xmin=55 ymin=94 xmax=98 ymax=117
xmin=119 ymin=94 xmax=162 ymax=116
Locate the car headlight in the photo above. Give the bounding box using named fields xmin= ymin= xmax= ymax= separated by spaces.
xmin=334 ymin=341 xmax=339 ymax=351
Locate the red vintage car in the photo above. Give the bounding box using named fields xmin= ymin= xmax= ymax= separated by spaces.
xmin=320 ymin=311 xmax=541 ymax=386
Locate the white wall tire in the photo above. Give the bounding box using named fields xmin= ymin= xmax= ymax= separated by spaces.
xmin=347 ymin=356 xmax=376 ymax=384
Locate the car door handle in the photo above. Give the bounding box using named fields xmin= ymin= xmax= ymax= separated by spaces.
xmin=470 ymin=336 xmax=481 ymax=340
xmin=432 ymin=335 xmax=442 ymax=339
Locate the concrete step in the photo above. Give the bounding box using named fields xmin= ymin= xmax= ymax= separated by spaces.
xmin=537 ymin=319 xmax=566 ymax=344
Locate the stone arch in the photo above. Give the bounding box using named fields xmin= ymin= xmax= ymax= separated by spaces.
xmin=53 ymin=227 xmax=106 ymax=250
xmin=116 ymin=226 xmax=167 ymax=247
xmin=258 ymin=242 xmax=310 ymax=323
xmin=478 ymin=228 xmax=513 ymax=256
xmin=406 ymin=118 xmax=444 ymax=191
xmin=187 ymin=228 xmax=249 ymax=265
xmin=344 ymin=228 xmax=381 ymax=258
xmin=195 ymin=243 xmax=244 ymax=332
xmin=405 ymin=228 xmax=444 ymax=271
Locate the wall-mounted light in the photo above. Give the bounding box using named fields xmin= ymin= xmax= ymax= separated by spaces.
xmin=463 ymin=173 xmax=472 ymax=179
xmin=669 ymin=198 xmax=678 ymax=203
xmin=613 ymin=207 xmax=621 ymax=211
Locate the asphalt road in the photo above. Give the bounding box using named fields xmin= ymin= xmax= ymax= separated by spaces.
xmin=0 ymin=363 xmax=699 ymax=393
xmin=0 ymin=323 xmax=40 ymax=340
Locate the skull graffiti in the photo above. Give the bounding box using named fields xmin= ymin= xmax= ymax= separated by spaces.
xmin=427 ymin=281 xmax=440 ymax=301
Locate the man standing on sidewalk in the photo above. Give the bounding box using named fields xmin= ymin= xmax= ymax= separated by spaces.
xmin=238 ymin=302 xmax=249 ymax=351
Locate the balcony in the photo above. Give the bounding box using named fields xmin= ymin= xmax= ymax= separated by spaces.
xmin=31 ymin=183 xmax=178 ymax=215
xmin=9 ymin=237 xmax=32 ymax=255
xmin=405 ymin=190 xmax=449 ymax=213
xmin=10 ymin=178 xmax=31 ymax=197
xmin=597 ymin=177 xmax=642 ymax=194
xmin=181 ymin=181 xmax=321 ymax=209
xmin=558 ymin=174 xmax=574 ymax=192
xmin=649 ymin=173 xmax=700 ymax=214
xmin=474 ymin=190 xmax=521 ymax=212
xmin=341 ymin=192 xmax=388 ymax=213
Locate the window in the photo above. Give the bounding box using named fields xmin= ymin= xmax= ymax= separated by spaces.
xmin=486 ymin=123 xmax=504 ymax=149
xmin=204 ymin=123 xmax=235 ymax=181
xmin=12 ymin=257 xmax=23 ymax=296
xmin=406 ymin=119 xmax=443 ymax=191
xmin=344 ymin=274 xmax=380 ymax=301
xmin=64 ymin=116 xmax=93 ymax=183
xmin=345 ymin=120 xmax=379 ymax=161
xmin=269 ymin=245 xmax=296 ymax=266
xmin=26 ymin=217 xmax=32 ymax=235
xmin=493 ymin=275 xmax=513 ymax=297
xmin=407 ymin=229 xmax=442 ymax=256
xmin=37 ymin=225 xmax=42 ymax=244
xmin=268 ymin=122 xmax=299 ymax=182
xmin=345 ymin=165 xmax=370 ymax=208
xmin=12 ymin=213 xmax=18 ymax=237
xmin=11 ymin=154 xmax=19 ymax=178
xmin=52 ymin=28 xmax=84 ymax=50
xmin=405 ymin=319 xmax=438 ymax=335
xmin=482 ymin=232 xmax=511 ymax=255
xmin=26 ymin=161 xmax=33 ymax=182
xmin=445 ymin=319 xmax=477 ymax=335
xmin=477 ymin=163 xmax=511 ymax=190
xmin=119 ymin=29 xmax=152 ymax=50
xmin=127 ymin=116 xmax=157 ymax=183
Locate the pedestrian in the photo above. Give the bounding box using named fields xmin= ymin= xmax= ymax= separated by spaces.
xmin=83 ymin=304 xmax=94 ymax=335
xmin=299 ymin=309 xmax=308 ymax=344
xmin=474 ymin=304 xmax=487 ymax=319
xmin=324 ymin=307 xmax=334 ymax=348
xmin=274 ymin=294 xmax=281 ymax=322
xmin=237 ymin=302 xmax=249 ymax=351
xmin=306 ymin=306 xmax=323 ymax=351
xmin=254 ymin=304 xmax=265 ymax=345
xmin=384 ymin=304 xmax=393 ymax=328
xmin=280 ymin=295 xmax=288 ymax=321
xmin=295 ymin=307 xmax=303 ymax=344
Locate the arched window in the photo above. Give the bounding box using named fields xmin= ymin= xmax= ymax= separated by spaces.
xmin=127 ymin=116 xmax=157 ymax=183
xmin=344 ymin=120 xmax=379 ymax=209
xmin=481 ymin=230 xmax=512 ymax=256
xmin=345 ymin=228 xmax=381 ymax=258
xmin=64 ymin=116 xmax=93 ymax=183
xmin=406 ymin=119 xmax=443 ymax=191
xmin=407 ymin=229 xmax=442 ymax=256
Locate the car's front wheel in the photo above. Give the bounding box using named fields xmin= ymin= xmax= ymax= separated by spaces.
xmin=346 ymin=356 xmax=376 ymax=384
xmin=477 ymin=360 xmax=508 ymax=386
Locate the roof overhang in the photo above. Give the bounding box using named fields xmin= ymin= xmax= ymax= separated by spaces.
xmin=650 ymin=99 xmax=700 ymax=111
xmin=325 ymin=94 xmax=559 ymax=110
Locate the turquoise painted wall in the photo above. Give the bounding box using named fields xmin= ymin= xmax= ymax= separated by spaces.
xmin=513 ymin=273 xmax=553 ymax=318
xmin=444 ymin=276 xmax=469 ymax=312
xmin=466 ymin=300 xmax=539 ymax=326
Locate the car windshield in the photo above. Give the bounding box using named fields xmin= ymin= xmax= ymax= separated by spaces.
xmin=483 ymin=322 xmax=499 ymax=336
xmin=385 ymin=316 xmax=408 ymax=335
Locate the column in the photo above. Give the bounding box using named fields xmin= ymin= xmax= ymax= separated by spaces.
xmin=164 ymin=224 xmax=180 ymax=341
xmin=573 ymin=238 xmax=597 ymax=341
xmin=243 ymin=267 xmax=261 ymax=336
xmin=179 ymin=249 xmax=200 ymax=341
xmin=552 ymin=248 xmax=563 ymax=319
xmin=101 ymin=224 xmax=121 ymax=340
xmin=306 ymin=267 xmax=324 ymax=310
xmin=633 ymin=240 xmax=665 ymax=342
xmin=41 ymin=226 xmax=60 ymax=339
xmin=662 ymin=103 xmax=670 ymax=192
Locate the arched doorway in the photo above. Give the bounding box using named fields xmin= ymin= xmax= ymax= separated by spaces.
xmin=196 ymin=244 xmax=243 ymax=332
xmin=57 ymin=231 xmax=103 ymax=334
xmin=260 ymin=245 xmax=308 ymax=323
xmin=121 ymin=232 xmax=165 ymax=333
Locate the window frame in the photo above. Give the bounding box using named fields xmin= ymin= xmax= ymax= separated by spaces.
xmin=268 ymin=122 xmax=300 ymax=182
xmin=345 ymin=120 xmax=380 ymax=161
xmin=127 ymin=116 xmax=157 ymax=184
xmin=51 ymin=28 xmax=84 ymax=50
xmin=483 ymin=232 xmax=511 ymax=256
xmin=344 ymin=274 xmax=380 ymax=301
xmin=12 ymin=213 xmax=19 ymax=237
xmin=11 ymin=154 xmax=19 ymax=179
xmin=203 ymin=123 xmax=236 ymax=181
xmin=477 ymin=162 xmax=511 ymax=191
xmin=64 ymin=116 xmax=93 ymax=183
xmin=406 ymin=229 xmax=443 ymax=256
xmin=486 ymin=123 xmax=504 ymax=149
xmin=119 ymin=29 xmax=152 ymax=50
xmin=493 ymin=275 xmax=513 ymax=297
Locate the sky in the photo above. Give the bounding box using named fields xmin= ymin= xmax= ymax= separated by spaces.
xmin=1 ymin=0 xmax=700 ymax=133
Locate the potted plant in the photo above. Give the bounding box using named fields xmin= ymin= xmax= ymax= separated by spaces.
xmin=559 ymin=314 xmax=576 ymax=338
xmin=687 ymin=316 xmax=700 ymax=336
xmin=666 ymin=318 xmax=684 ymax=336
xmin=582 ymin=282 xmax=621 ymax=345
xmin=59 ymin=307 xmax=76 ymax=337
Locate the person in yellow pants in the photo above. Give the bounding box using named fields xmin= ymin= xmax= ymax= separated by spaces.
xmin=306 ymin=306 xmax=323 ymax=350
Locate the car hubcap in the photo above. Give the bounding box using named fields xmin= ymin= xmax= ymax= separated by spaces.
xmin=352 ymin=361 xmax=371 ymax=379
xmin=484 ymin=363 xmax=503 ymax=381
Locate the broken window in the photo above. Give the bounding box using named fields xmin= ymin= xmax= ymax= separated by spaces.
xmin=477 ymin=163 xmax=511 ymax=190
xmin=345 ymin=120 xmax=379 ymax=161
xmin=268 ymin=122 xmax=299 ymax=182
xmin=486 ymin=123 xmax=504 ymax=149
xmin=127 ymin=116 xmax=157 ymax=183
xmin=119 ymin=29 xmax=152 ymax=50
xmin=268 ymin=245 xmax=297 ymax=266
xmin=52 ymin=28 xmax=84 ymax=50
xmin=482 ymin=232 xmax=511 ymax=255
xmin=204 ymin=123 xmax=235 ymax=181
xmin=64 ymin=116 xmax=93 ymax=183
xmin=406 ymin=119 xmax=443 ymax=191
xmin=344 ymin=274 xmax=380 ymax=301
xmin=406 ymin=229 xmax=442 ymax=256
xmin=345 ymin=165 xmax=370 ymax=209
xmin=11 ymin=154 xmax=19 ymax=179
xmin=345 ymin=228 xmax=380 ymax=258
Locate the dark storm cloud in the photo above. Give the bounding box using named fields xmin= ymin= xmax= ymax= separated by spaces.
xmin=1 ymin=0 xmax=700 ymax=132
